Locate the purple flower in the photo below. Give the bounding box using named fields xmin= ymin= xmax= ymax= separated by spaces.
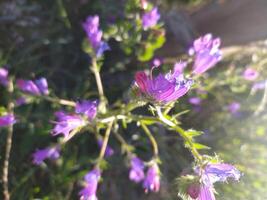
xmin=227 ymin=102 xmax=240 ymax=114
xmin=252 ymin=80 xmax=266 ymax=92
xmin=189 ymin=34 xmax=222 ymax=75
xmin=51 ymin=111 xmax=86 ymax=138
xmin=97 ymin=139 xmax=114 ymax=157
xmin=243 ymin=68 xmax=259 ymax=81
xmin=83 ymin=15 xmax=109 ymax=57
xmin=134 ymin=64 xmax=192 ymax=103
xmin=32 ymin=146 xmax=60 ymax=165
xmin=188 ymin=163 xmax=240 ymax=199
xmin=129 ymin=156 xmax=145 ymax=183
xmin=189 ymin=97 xmax=202 ymax=105
xmin=35 ymin=78 xmax=49 ymax=95
xmin=198 ymin=185 xmax=216 ymax=200
xmin=173 ymin=62 xmax=187 ymax=75
xmin=16 ymin=78 xmax=49 ymax=95
xmin=0 ymin=68 xmax=8 ymax=86
xmin=0 ymin=114 xmax=16 ymax=127
xmin=75 ymin=100 xmax=98 ymax=120
xmin=79 ymin=169 xmax=101 ymax=200
xmin=143 ymin=163 xmax=160 ymax=193
xmin=202 ymin=163 xmax=241 ymax=186
xmin=142 ymin=7 xmax=160 ymax=29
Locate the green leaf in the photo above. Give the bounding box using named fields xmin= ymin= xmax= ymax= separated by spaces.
xmin=185 ymin=129 xmax=204 ymax=137
xmin=193 ymin=143 xmax=210 ymax=150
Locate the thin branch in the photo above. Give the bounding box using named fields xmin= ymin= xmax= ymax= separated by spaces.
xmin=140 ymin=122 xmax=159 ymax=156
xmin=2 ymin=79 xmax=14 ymax=200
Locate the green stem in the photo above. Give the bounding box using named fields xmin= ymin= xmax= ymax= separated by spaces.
xmin=91 ymin=57 xmax=107 ymax=113
xmin=155 ymin=106 xmax=202 ymax=162
xmin=2 ymin=79 xmax=14 ymax=200
xmin=140 ymin=122 xmax=159 ymax=157
xmin=96 ymin=120 xmax=114 ymax=167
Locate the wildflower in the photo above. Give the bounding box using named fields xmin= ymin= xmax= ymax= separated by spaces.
xmin=189 ymin=34 xmax=222 ymax=75
xmin=129 ymin=156 xmax=145 ymax=183
xmin=0 ymin=114 xmax=16 ymax=127
xmin=134 ymin=64 xmax=192 ymax=103
xmin=173 ymin=62 xmax=187 ymax=75
xmin=79 ymin=169 xmax=101 ymax=200
xmin=227 ymin=102 xmax=240 ymax=114
xmin=252 ymin=80 xmax=266 ymax=92
xmin=97 ymin=139 xmax=114 ymax=157
xmin=243 ymin=68 xmax=259 ymax=81
xmin=83 ymin=15 xmax=109 ymax=57
xmin=189 ymin=97 xmax=202 ymax=105
xmin=51 ymin=111 xmax=86 ymax=138
xmin=35 ymin=77 xmax=49 ymax=95
xmin=32 ymin=146 xmax=60 ymax=165
xmin=142 ymin=7 xmax=160 ymax=29
xmin=187 ymin=163 xmax=240 ymax=199
xmin=143 ymin=163 xmax=160 ymax=192
xmin=75 ymin=100 xmax=98 ymax=120
xmin=0 ymin=68 xmax=8 ymax=86
xmin=16 ymin=77 xmax=49 ymax=95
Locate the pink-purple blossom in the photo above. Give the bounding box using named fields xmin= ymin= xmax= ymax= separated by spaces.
xmin=187 ymin=163 xmax=240 ymax=199
xmin=32 ymin=146 xmax=60 ymax=165
xmin=75 ymin=100 xmax=98 ymax=120
xmin=79 ymin=169 xmax=101 ymax=200
xmin=243 ymin=68 xmax=259 ymax=81
xmin=142 ymin=7 xmax=160 ymax=29
xmin=0 ymin=68 xmax=8 ymax=86
xmin=16 ymin=78 xmax=49 ymax=95
xmin=189 ymin=97 xmax=202 ymax=105
xmin=97 ymin=139 xmax=114 ymax=157
xmin=83 ymin=15 xmax=109 ymax=57
xmin=227 ymin=102 xmax=240 ymax=114
xmin=189 ymin=34 xmax=222 ymax=75
xmin=129 ymin=156 xmax=145 ymax=183
xmin=51 ymin=111 xmax=86 ymax=138
xmin=134 ymin=64 xmax=192 ymax=103
xmin=0 ymin=114 xmax=16 ymax=127
xmin=143 ymin=163 xmax=160 ymax=193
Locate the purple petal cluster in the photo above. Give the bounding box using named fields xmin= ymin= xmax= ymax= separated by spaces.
xmin=143 ymin=163 xmax=160 ymax=193
xmin=227 ymin=102 xmax=240 ymax=114
xmin=0 ymin=114 xmax=16 ymax=127
xmin=189 ymin=97 xmax=202 ymax=105
xmin=79 ymin=169 xmax=101 ymax=200
xmin=142 ymin=7 xmax=160 ymax=29
xmin=243 ymin=68 xmax=259 ymax=81
xmin=75 ymin=100 xmax=98 ymax=120
xmin=83 ymin=15 xmax=109 ymax=57
xmin=52 ymin=111 xmax=86 ymax=138
xmin=189 ymin=34 xmax=222 ymax=75
xmin=252 ymin=80 xmax=266 ymax=92
xmin=16 ymin=77 xmax=49 ymax=95
xmin=97 ymin=139 xmax=114 ymax=157
xmin=129 ymin=156 xmax=145 ymax=183
xmin=32 ymin=146 xmax=60 ymax=165
xmin=0 ymin=68 xmax=8 ymax=86
xmin=187 ymin=163 xmax=240 ymax=199
xmin=135 ymin=64 xmax=192 ymax=103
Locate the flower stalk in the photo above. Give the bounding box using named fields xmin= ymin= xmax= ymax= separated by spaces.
xmin=2 ymin=78 xmax=14 ymax=200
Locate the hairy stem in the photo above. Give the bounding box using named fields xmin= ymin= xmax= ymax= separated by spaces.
xmin=97 ymin=120 xmax=114 ymax=166
xmin=155 ymin=106 xmax=202 ymax=162
xmin=2 ymin=79 xmax=14 ymax=200
xmin=140 ymin=122 xmax=159 ymax=156
xmin=91 ymin=58 xmax=106 ymax=113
